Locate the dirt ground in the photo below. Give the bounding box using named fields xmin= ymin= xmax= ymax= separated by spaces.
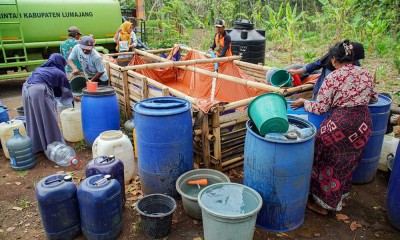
xmin=1 ymin=81 xmax=400 ymax=240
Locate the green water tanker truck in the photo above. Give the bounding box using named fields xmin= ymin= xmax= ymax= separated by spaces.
xmin=0 ymin=0 xmax=141 ymax=80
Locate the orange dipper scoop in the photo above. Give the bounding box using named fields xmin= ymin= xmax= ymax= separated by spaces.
xmin=187 ymin=178 xmax=208 ymax=186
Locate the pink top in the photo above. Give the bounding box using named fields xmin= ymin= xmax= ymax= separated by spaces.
xmin=304 ymin=64 xmax=378 ymax=115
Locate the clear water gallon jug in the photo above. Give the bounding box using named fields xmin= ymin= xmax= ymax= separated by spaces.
xmin=0 ymin=120 xmax=27 ymax=158
xmin=45 ymin=142 xmax=82 ymax=168
xmin=6 ymin=128 xmax=35 ymax=170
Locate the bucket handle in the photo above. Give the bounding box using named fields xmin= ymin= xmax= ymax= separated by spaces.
xmin=140 ymin=99 xmax=186 ymax=109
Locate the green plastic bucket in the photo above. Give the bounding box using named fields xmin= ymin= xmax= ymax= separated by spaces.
xmin=248 ymin=93 xmax=289 ymax=135
xmin=70 ymin=76 xmax=87 ymax=96
xmin=270 ymin=69 xmax=293 ymax=87
xmin=198 ymin=183 xmax=263 ymax=240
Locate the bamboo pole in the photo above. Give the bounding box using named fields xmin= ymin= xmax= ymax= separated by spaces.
xmin=283 ymin=84 xmax=314 ymax=96
xmin=141 ymin=76 xmax=148 ymax=99
xmin=221 ymin=156 xmax=244 ymax=167
xmin=222 ymin=160 xmax=244 ymax=171
xmin=120 ymin=55 xmax=241 ymax=71
xmin=106 ymin=51 xmax=135 ymax=57
xmin=145 ymin=48 xmax=174 ymax=53
xmin=240 ymin=68 xmax=267 ymax=80
xmin=127 ymin=70 xmax=197 ymax=104
xmin=178 ymin=45 xmax=273 ymax=72
xmin=134 ymin=49 xmax=284 ymax=94
xmin=222 ymin=97 xmax=256 ymax=111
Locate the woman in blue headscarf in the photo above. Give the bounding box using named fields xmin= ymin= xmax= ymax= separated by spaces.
xmin=22 ymin=53 xmax=77 ymax=153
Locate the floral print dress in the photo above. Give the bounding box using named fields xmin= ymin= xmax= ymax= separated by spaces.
xmin=304 ymin=64 xmax=378 ymax=211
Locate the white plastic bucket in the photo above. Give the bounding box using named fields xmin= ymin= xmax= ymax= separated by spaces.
xmin=60 ymin=108 xmax=84 ymax=143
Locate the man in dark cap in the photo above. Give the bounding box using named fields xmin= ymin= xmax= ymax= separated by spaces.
xmin=209 ymin=19 xmax=232 ymax=57
xmin=60 ymin=26 xmax=83 ymax=79
xmin=288 ymin=41 xmax=365 ymax=99
xmin=67 ymin=36 xmax=109 ymax=85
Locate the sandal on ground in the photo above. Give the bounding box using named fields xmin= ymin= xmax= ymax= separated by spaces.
xmin=307 ymin=201 xmax=329 ymax=216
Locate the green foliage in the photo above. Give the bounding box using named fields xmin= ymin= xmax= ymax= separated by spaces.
xmin=19 ymin=199 xmax=31 ymax=208
xmin=394 ymin=55 xmax=400 ymax=74
xmin=283 ymin=3 xmax=304 ymax=63
xmin=303 ymin=50 xmax=317 ymax=62
xmin=263 ymin=3 xmax=286 ymax=46
xmin=74 ymin=140 xmax=87 ymax=152
xmin=18 ymin=170 xmax=28 ymax=178
xmin=365 ymin=12 xmax=388 ymax=52
xmin=318 ymin=0 xmax=357 ymax=42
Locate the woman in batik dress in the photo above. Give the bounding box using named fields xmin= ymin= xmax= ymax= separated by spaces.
xmin=290 ymin=40 xmax=378 ymax=215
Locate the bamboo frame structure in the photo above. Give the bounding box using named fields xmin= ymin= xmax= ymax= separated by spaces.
xmin=103 ymin=45 xmax=313 ymax=171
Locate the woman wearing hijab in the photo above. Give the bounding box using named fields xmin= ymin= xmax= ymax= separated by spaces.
xmin=22 ymin=53 xmax=77 ymax=153
xmin=113 ymin=21 xmax=138 ymax=59
xmin=290 ymin=40 xmax=378 ymax=215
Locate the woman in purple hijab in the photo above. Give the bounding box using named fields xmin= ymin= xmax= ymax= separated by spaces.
xmin=22 ymin=53 xmax=76 ymax=153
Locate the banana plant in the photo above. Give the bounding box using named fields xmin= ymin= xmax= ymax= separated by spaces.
xmin=283 ymin=2 xmax=304 ymax=64
xmin=318 ymin=0 xmax=356 ymax=42
xmin=262 ymin=3 xmax=286 ymax=47
xmin=365 ymin=12 xmax=388 ymax=52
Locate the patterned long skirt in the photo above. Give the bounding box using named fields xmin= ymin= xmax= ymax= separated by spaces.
xmin=311 ymin=106 xmax=372 ymax=211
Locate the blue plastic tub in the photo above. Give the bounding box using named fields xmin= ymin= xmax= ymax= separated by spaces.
xmin=387 ymin=144 xmax=400 ymax=230
xmin=81 ymin=86 xmax=120 ymax=146
xmin=352 ymin=94 xmax=392 ymax=184
xmin=134 ymin=97 xmax=193 ymax=197
xmin=35 ymin=174 xmax=81 ymax=240
xmin=243 ymin=115 xmax=316 ymax=232
xmin=78 ymin=174 xmax=123 ymax=240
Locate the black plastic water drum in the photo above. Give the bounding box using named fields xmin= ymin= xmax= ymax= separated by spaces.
xmin=228 ymin=19 xmax=266 ymax=65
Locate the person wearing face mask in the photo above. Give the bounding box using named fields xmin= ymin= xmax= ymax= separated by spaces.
xmin=67 ymin=36 xmax=109 ymax=85
xmin=290 ymin=40 xmax=378 ymax=215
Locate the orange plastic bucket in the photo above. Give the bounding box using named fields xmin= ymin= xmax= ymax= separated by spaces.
xmin=86 ymin=81 xmax=98 ymax=92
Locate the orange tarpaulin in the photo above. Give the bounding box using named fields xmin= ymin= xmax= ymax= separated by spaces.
xmin=131 ymin=48 xmax=266 ymax=109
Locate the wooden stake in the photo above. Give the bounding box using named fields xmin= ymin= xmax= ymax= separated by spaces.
xmin=122 ymin=70 xmax=131 ymax=118
xmin=201 ymin=114 xmax=211 ymax=168
xmin=212 ymin=109 xmax=222 ymax=171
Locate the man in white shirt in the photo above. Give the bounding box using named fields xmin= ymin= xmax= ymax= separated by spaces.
xmin=67 ymin=36 xmax=108 ymax=85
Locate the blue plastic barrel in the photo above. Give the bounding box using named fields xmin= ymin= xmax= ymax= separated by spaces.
xmin=86 ymin=156 xmax=126 ymax=206
xmin=352 ymin=94 xmax=392 ymax=184
xmin=81 ymin=86 xmax=120 ymax=146
xmin=387 ymin=144 xmax=400 ymax=230
xmin=0 ymin=106 xmax=9 ymax=124
xmin=35 ymin=174 xmax=81 ymax=240
xmin=134 ymin=97 xmax=193 ymax=197
xmin=78 ymin=174 xmax=123 ymax=240
xmin=243 ymin=115 xmax=316 ymax=232
xmin=286 ymin=100 xmax=330 ymax=129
